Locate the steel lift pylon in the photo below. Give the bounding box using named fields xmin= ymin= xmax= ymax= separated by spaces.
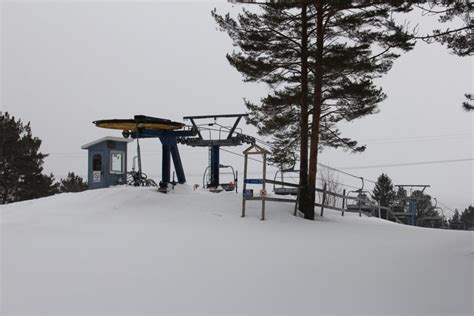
xmin=178 ymin=114 xmax=255 ymax=188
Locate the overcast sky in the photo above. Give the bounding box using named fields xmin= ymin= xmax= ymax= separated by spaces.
xmin=1 ymin=0 xmax=472 ymax=213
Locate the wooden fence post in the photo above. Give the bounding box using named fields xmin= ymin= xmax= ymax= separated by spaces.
xmin=294 ymin=186 xmax=300 ymax=216
xmin=342 ymin=189 xmax=346 ymax=216
xmin=320 ymin=183 xmax=327 ymax=217
xmin=377 ymin=200 xmax=381 ymax=218
xmin=241 ymin=155 xmax=248 ymax=218
xmin=261 ymin=153 xmax=266 ymax=221
xmin=235 ymin=170 xmax=238 ymax=194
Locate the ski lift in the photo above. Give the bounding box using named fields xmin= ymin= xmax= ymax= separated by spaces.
xmin=346 ymin=177 xmax=374 ymax=212
xmin=273 ymin=168 xmax=299 ymax=195
xmin=417 ymin=198 xmax=445 ymax=225
xmin=202 ymin=164 xmax=237 ymax=192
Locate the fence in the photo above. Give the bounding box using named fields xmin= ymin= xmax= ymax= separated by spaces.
xmin=249 ymin=179 xmax=405 ymax=223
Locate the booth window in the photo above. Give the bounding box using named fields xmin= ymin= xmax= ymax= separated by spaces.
xmin=92 ymin=154 xmax=102 ymax=171
xmin=110 ymin=152 xmax=124 ymax=174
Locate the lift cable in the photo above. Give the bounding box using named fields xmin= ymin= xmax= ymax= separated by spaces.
xmin=219 ymin=147 xmax=375 ymax=190
xmin=436 ymin=199 xmax=457 ymax=215
xmin=337 ymin=158 xmax=474 ymax=170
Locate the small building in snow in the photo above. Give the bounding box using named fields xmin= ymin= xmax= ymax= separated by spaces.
xmin=81 ymin=137 xmax=132 ymax=189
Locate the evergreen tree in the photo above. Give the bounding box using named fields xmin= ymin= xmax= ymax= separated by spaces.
xmin=415 ymin=1 xmax=472 ymax=57
xmin=409 ymin=190 xmax=444 ymax=228
xmin=460 ymin=205 xmax=474 ymax=230
xmin=413 ymin=1 xmax=472 ymax=110
xmin=0 ymin=112 xmax=58 ymax=204
xmin=59 ymin=172 xmax=88 ymax=193
xmin=371 ymin=173 xmax=396 ymax=207
xmin=410 ymin=190 xmax=433 ymax=217
xmin=462 ymin=94 xmax=473 ymax=111
xmin=17 ymin=172 xmax=58 ymax=202
xmin=392 ymin=186 xmax=408 ymax=212
xmin=213 ymin=1 xmax=414 ymax=219
xmin=449 ymin=209 xmax=464 ymax=230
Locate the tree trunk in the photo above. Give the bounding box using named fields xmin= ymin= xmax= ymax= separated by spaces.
xmin=1 ymin=190 xmax=7 ymax=204
xmin=2 ymin=186 xmax=11 ymax=204
xmin=298 ymin=2 xmax=312 ymax=219
xmin=307 ymin=0 xmax=325 ymax=220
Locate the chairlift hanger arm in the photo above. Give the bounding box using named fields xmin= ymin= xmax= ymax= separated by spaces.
xmin=395 ymin=184 xmax=431 ymax=193
xmin=183 ymin=114 xmax=248 ymax=120
xmin=395 ymin=185 xmax=431 ymax=188
xmin=186 ymin=119 xmax=203 ymax=139
xmin=227 ymin=116 xmax=242 ymax=140
xmin=182 ymin=114 xmax=249 ymax=143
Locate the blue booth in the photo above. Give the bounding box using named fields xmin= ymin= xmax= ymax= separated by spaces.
xmin=81 ymin=136 xmax=132 ymax=189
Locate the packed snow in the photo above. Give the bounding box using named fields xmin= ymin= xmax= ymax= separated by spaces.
xmin=1 ymin=186 xmax=472 ymax=315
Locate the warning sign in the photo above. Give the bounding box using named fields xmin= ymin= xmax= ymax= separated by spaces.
xmin=93 ymin=171 xmax=101 ymax=183
xmin=243 ymin=189 xmax=254 ymax=198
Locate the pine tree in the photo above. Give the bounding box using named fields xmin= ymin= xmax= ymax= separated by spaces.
xmin=392 ymin=186 xmax=408 ymax=213
xmin=414 ymin=1 xmax=472 ymax=110
xmin=409 ymin=190 xmax=444 ymax=228
xmin=462 ymin=94 xmax=473 ymax=111
xmin=59 ymin=172 xmax=88 ymax=193
xmin=415 ymin=1 xmax=472 ymax=57
xmin=213 ymin=2 xmax=414 ymax=219
xmin=371 ymin=174 xmax=396 ymax=208
xmin=213 ymin=3 xmax=314 ymax=216
xmin=449 ymin=209 xmax=464 ymax=230
xmin=410 ymin=190 xmax=433 ymax=217
xmin=460 ymin=206 xmax=474 ymax=230
xmin=0 ymin=112 xmax=58 ymax=204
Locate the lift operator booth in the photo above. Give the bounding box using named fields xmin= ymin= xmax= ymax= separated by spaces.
xmin=81 ymin=136 xmax=132 ymax=189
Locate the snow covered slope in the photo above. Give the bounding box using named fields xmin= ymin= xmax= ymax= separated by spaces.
xmin=1 ymin=186 xmax=472 ymax=315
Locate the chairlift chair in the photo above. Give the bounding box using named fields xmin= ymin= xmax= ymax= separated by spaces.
xmin=202 ymin=164 xmax=237 ymax=192
xmin=273 ymin=168 xmax=299 ymax=196
xmin=346 ymin=191 xmax=374 ymax=212
xmin=416 ymin=198 xmax=445 ymax=225
xmin=345 ymin=178 xmax=375 ymax=213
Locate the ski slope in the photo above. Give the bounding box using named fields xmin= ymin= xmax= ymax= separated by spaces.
xmin=1 ymin=186 xmax=472 ymax=315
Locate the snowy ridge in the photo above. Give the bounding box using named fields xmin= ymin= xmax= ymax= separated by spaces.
xmin=1 ymin=186 xmax=472 ymax=315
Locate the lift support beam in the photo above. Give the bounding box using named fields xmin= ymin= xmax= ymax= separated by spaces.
xmin=130 ymin=128 xmax=197 ymax=185
xmin=181 ymin=114 xmax=253 ymax=188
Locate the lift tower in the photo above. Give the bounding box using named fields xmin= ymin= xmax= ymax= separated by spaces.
xmin=179 ymin=114 xmax=255 ymax=188
xmin=395 ymin=184 xmax=431 ymax=226
xmin=93 ymin=115 xmax=196 ymax=189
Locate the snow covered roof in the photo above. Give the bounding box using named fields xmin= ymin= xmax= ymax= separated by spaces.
xmin=81 ymin=136 xmax=132 ymax=149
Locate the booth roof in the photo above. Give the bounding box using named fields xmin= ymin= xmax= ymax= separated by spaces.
xmin=81 ymin=136 xmax=132 ymax=150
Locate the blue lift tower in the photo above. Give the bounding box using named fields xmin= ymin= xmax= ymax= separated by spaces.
xmin=179 ymin=114 xmax=255 ymax=189
xmin=395 ymin=184 xmax=431 ymax=226
xmin=93 ymin=115 xmax=197 ymax=191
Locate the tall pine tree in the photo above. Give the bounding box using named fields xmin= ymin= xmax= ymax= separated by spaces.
xmin=371 ymin=173 xmax=396 ymax=207
xmin=413 ymin=1 xmax=472 ymax=110
xmin=392 ymin=186 xmax=408 ymax=212
xmin=213 ymin=1 xmax=414 ymax=219
xmin=449 ymin=209 xmax=464 ymax=230
xmin=409 ymin=190 xmax=444 ymax=228
xmin=414 ymin=0 xmax=472 ymax=57
xmin=410 ymin=190 xmax=433 ymax=219
xmin=460 ymin=206 xmax=474 ymax=230
xmin=0 ymin=112 xmax=58 ymax=204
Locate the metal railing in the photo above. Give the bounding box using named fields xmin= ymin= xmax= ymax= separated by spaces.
xmin=251 ymin=179 xmax=405 ymax=224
